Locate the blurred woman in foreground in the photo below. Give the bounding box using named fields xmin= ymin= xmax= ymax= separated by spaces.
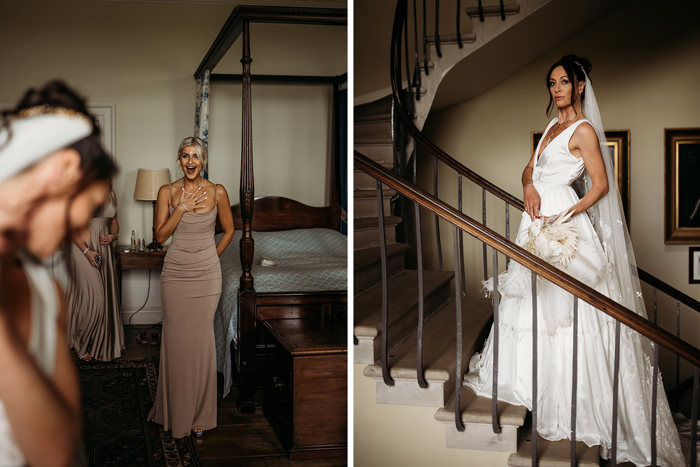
xmin=0 ymin=81 xmax=117 ymax=467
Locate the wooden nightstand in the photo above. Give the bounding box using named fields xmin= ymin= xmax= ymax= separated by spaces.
xmin=114 ymin=245 xmax=168 ymax=294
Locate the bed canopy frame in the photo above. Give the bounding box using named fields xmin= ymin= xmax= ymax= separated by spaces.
xmin=194 ymin=5 xmax=347 ymax=414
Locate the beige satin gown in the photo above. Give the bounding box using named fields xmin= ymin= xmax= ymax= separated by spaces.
xmin=148 ymin=185 xmax=221 ymax=438
xmin=67 ymin=190 xmax=124 ymax=361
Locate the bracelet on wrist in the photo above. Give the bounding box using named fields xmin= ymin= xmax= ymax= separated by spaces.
xmin=178 ymin=203 xmax=189 ymax=212
xmin=83 ymin=247 xmax=89 ymax=255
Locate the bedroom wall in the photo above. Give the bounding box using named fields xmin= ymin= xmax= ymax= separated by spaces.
xmin=418 ymin=0 xmax=700 ymax=378
xmin=0 ymin=0 xmax=346 ymax=323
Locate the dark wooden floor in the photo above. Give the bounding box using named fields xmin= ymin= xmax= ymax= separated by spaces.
xmin=116 ymin=325 xmax=347 ymax=466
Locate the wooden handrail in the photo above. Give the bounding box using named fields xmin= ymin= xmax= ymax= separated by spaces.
xmin=638 ymin=268 xmax=700 ymax=312
xmin=194 ymin=5 xmax=346 ymax=79
xmin=355 ymin=151 xmax=700 ymax=368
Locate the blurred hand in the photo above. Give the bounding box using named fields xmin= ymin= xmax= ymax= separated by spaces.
xmin=85 ymin=250 xmax=100 ymax=269
xmin=99 ymin=234 xmax=117 ymax=246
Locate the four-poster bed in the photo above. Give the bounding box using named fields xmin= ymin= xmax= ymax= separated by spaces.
xmin=193 ymin=4 xmax=347 ymax=435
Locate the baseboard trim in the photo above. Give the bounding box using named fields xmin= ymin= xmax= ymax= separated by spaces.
xmin=122 ymin=308 xmax=162 ymax=325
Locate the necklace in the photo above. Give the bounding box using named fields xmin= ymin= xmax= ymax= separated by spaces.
xmin=545 ymin=113 xmax=580 ymax=147
xmin=181 ymin=177 xmax=203 ymax=196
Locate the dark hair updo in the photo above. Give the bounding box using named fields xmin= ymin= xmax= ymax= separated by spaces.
xmin=545 ymin=55 xmax=592 ymax=116
xmin=5 ymin=80 xmax=117 ymax=189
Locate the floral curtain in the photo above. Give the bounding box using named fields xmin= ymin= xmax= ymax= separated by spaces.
xmin=194 ymin=69 xmax=210 ymax=178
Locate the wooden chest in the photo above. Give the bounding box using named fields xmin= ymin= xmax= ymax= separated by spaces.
xmin=262 ymin=318 xmax=347 ymax=460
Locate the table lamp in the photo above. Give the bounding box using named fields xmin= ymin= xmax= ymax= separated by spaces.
xmin=134 ymin=168 xmax=171 ymax=250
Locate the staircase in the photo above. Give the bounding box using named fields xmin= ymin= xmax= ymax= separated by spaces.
xmin=355 ymin=1 xmax=700 ymax=465
xmin=354 ymin=4 xmax=603 ymax=463
xmin=354 ymin=94 xmax=604 ymax=466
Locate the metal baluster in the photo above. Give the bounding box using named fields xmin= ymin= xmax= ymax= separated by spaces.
xmin=676 ymin=299 xmax=681 ymax=413
xmin=377 ymin=181 xmax=394 ymax=387
xmin=482 ymin=189 xmax=488 ymax=295
xmin=456 ymin=0 xmax=463 ymax=48
xmin=435 ymin=0 xmax=442 ymax=57
xmin=454 ymin=226 xmax=465 ymax=431
xmin=492 ymin=249 xmax=501 ymax=434
xmin=415 ymin=144 xmax=427 ymax=389
xmin=691 ymin=366 xmax=699 ymax=467
xmin=611 ymin=320 xmax=621 ymax=464
xmin=654 ymin=287 xmax=657 ymax=324
xmin=651 ymin=340 xmax=659 ymax=466
xmin=499 ymin=0 xmax=506 ymax=20
xmin=531 ymin=270 xmax=538 ymax=465
xmin=477 ymin=0 xmax=485 ymax=22
xmin=422 ymin=0 xmax=428 ymax=76
xmin=458 ymin=174 xmax=465 ymax=298
xmin=505 ymin=204 xmax=510 ymax=269
xmin=403 ymin=8 xmax=414 ymax=119
xmin=434 ymin=156 xmax=443 ymax=270
xmin=570 ymin=297 xmax=578 ymax=465
xmin=412 ymin=0 xmax=421 ymax=101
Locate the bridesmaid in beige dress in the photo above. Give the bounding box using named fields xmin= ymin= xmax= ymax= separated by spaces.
xmin=67 ymin=184 xmax=123 ymax=361
xmin=148 ymin=136 xmax=235 ymax=439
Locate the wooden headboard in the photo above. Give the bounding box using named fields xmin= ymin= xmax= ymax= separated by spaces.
xmin=215 ymin=196 xmax=333 ymax=233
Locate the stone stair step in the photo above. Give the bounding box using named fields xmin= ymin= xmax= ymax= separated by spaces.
xmin=354 ymin=95 xmax=392 ymax=122
xmin=354 ymin=168 xmax=393 ymax=192
xmin=354 ymin=142 xmax=394 ymax=164
xmin=418 ymin=61 xmax=435 ymax=72
xmin=364 ymin=297 xmax=492 ymax=408
xmin=355 ymin=118 xmax=392 ymax=142
xmin=354 ymin=269 xmax=454 ymax=364
xmin=426 ymin=34 xmax=476 ymax=45
xmin=354 ymin=187 xmax=396 ymax=219
xmin=435 ymin=385 xmax=528 ymax=453
xmin=507 ymin=424 xmax=599 ymax=466
xmin=465 ymin=4 xmax=520 ymax=18
xmin=410 ymin=86 xmax=427 ymax=97
xmin=355 ymin=136 xmax=396 ymax=146
xmin=354 ymin=243 xmax=410 ymax=296
xmin=354 ymin=215 xmax=402 ymax=250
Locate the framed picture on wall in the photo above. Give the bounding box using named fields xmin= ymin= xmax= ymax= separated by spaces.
xmin=665 ymin=128 xmax=700 ymax=244
xmin=690 ymin=247 xmax=700 ymax=284
xmin=531 ymin=129 xmax=631 ymax=224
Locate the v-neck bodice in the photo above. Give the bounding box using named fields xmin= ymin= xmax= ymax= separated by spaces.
xmin=533 ymin=118 xmax=589 ymax=186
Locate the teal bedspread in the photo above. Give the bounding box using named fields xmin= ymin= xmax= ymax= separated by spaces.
xmin=214 ymin=228 xmax=347 ymax=397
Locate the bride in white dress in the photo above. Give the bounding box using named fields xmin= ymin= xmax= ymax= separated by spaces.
xmin=463 ymin=55 xmax=686 ymax=466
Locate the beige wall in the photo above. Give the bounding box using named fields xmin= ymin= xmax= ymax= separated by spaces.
xmin=0 ymin=0 xmax=346 ymax=321
xmin=354 ymin=0 xmax=470 ymax=103
xmin=419 ymin=0 xmax=700 ymax=363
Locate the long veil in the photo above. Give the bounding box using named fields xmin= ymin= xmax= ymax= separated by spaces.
xmin=579 ymin=69 xmax=648 ymax=319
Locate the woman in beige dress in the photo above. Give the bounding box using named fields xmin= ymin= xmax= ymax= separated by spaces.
xmin=148 ymin=136 xmax=235 ymax=439
xmin=66 ymin=182 xmax=123 ymax=362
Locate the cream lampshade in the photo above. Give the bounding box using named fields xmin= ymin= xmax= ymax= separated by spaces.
xmin=134 ymin=168 xmax=171 ymax=249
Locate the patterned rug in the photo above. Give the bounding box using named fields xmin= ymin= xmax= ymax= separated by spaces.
xmin=77 ymin=358 xmax=201 ymax=467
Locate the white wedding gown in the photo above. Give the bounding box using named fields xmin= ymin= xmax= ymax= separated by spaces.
xmin=464 ymin=118 xmax=686 ymax=466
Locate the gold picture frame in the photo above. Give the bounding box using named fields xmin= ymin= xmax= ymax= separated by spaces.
xmin=665 ymin=128 xmax=700 ymax=244
xmin=690 ymin=247 xmax=700 ymax=284
xmin=531 ymin=129 xmax=631 ymax=224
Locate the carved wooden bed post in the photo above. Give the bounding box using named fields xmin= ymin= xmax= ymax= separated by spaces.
xmin=238 ymin=19 xmax=256 ymax=414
